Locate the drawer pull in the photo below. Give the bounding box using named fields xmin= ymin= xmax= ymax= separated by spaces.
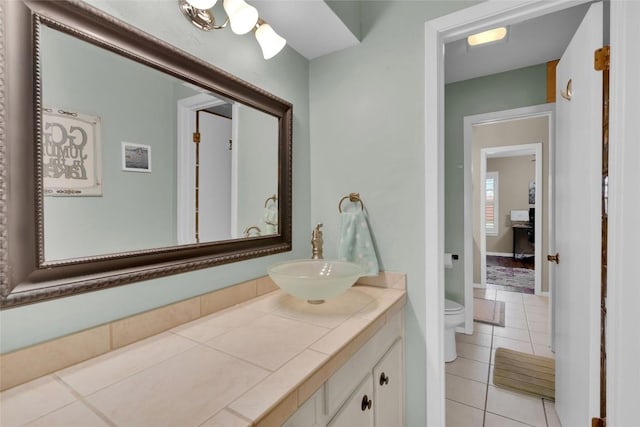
xmin=379 ymin=372 xmax=389 ymax=386
xmin=361 ymin=395 xmax=372 ymax=411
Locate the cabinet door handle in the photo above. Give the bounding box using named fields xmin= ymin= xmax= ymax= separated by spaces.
xmin=361 ymin=394 xmax=372 ymax=411
xmin=379 ymin=372 xmax=389 ymax=386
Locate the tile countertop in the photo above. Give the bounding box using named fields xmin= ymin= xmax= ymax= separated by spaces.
xmin=1 ymin=285 xmax=406 ymax=427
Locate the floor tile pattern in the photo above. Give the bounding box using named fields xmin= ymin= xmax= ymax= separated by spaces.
xmin=446 ymin=288 xmax=559 ymax=427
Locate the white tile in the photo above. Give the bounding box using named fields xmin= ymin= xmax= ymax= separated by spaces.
xmin=57 ymin=332 xmax=197 ymax=396
xmin=473 ymin=322 xmax=494 ymax=335
xmin=484 ymin=412 xmax=533 ymax=426
xmin=445 ymin=374 xmax=487 ymax=410
xmin=528 ymin=320 xmax=550 ymax=333
xmin=456 ymin=342 xmax=492 ymax=364
xmin=229 ymin=350 xmax=328 ymax=421
xmin=445 ymin=357 xmax=490 ymax=383
xmin=525 ymin=311 xmax=548 ymax=323
xmin=200 ymin=409 xmax=251 ymax=427
xmin=522 ymin=294 xmax=549 ymax=307
xmin=0 ymin=376 xmax=76 ymax=427
xmin=503 ymin=315 xmax=529 ymax=330
xmin=23 ymin=401 xmax=109 ymax=427
xmin=171 ymin=307 xmax=264 ymax=343
xmin=486 ymin=385 xmax=546 ymax=426
xmin=207 ymin=314 xmax=329 ymax=371
xmin=496 ymin=292 xmax=524 ymax=303
xmin=446 ymin=399 xmax=484 ymax=427
xmin=533 ymin=344 xmax=555 ymax=359
xmin=492 ymin=327 xmax=531 ymax=343
xmin=492 ymin=336 xmax=533 ymax=354
xmin=86 ymin=346 xmax=269 ymax=427
xmin=544 ymin=399 xmax=562 ymax=427
xmin=530 ymin=331 xmax=550 ymax=346
xmin=456 ymin=331 xmax=492 ymax=348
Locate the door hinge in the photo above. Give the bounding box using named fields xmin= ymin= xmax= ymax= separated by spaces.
xmin=193 ymin=132 xmax=200 ymax=143
xmin=592 ymin=417 xmax=606 ymax=427
xmin=594 ymin=46 xmax=610 ymax=71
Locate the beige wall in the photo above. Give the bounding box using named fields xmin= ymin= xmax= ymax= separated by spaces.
xmin=472 ymin=115 xmax=549 ymax=291
xmin=486 ymin=156 xmax=535 ymax=253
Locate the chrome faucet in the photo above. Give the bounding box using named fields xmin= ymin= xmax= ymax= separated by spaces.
xmin=311 ymin=223 xmax=324 ymax=259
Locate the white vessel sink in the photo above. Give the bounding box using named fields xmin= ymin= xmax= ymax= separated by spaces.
xmin=267 ymin=259 xmax=363 ymax=304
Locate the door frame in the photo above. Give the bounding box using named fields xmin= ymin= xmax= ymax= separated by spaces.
xmin=479 ymin=143 xmax=543 ymax=295
xmin=176 ymin=93 xmax=239 ymax=243
xmin=423 ymin=1 xmax=594 ymax=425
xmin=460 ymin=105 xmax=553 ymax=334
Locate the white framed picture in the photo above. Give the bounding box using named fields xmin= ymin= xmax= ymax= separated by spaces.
xmin=122 ymin=142 xmax=151 ymax=173
xmin=43 ymin=108 xmax=102 ymax=196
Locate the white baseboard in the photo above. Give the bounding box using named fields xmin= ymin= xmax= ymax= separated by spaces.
xmin=487 ymin=252 xmax=513 ymax=257
xmin=473 ymin=283 xmax=485 ymax=289
xmin=455 ymin=326 xmax=467 ymax=334
xmin=538 ymin=291 xmax=550 ymax=297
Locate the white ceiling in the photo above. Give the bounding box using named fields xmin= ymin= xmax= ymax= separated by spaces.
xmin=252 ymin=1 xmax=593 ymax=79
xmin=444 ymin=3 xmax=592 ymax=84
xmin=254 ymin=0 xmax=360 ymax=60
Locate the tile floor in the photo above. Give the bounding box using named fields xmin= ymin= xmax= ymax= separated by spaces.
xmin=446 ymin=288 xmax=561 ymax=427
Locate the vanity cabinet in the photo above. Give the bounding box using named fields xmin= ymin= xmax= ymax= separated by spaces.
xmin=283 ymin=309 xmax=405 ymax=427
xmin=327 ymin=374 xmax=375 ymax=427
xmin=328 ymin=339 xmax=403 ymax=427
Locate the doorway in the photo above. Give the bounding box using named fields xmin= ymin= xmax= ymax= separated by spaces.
xmin=424 ymin=1 xmax=600 ymax=426
xmin=176 ymin=93 xmax=239 ymax=244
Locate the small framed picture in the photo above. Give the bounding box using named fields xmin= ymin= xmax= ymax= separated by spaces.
xmin=122 ymin=142 xmax=151 ymax=173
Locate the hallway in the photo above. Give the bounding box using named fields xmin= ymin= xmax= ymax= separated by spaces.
xmin=446 ymin=289 xmax=559 ymax=426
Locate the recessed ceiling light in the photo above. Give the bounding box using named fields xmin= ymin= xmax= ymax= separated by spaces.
xmin=467 ymin=27 xmax=508 ymax=47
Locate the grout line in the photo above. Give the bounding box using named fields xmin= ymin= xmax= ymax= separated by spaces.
xmin=542 ymin=397 xmax=550 ymax=427
xmin=52 ymin=375 xmax=117 ymax=427
xmin=481 ymin=323 xmax=495 ymax=427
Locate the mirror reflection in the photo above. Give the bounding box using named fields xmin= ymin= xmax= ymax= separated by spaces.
xmin=40 ymin=25 xmax=278 ymax=262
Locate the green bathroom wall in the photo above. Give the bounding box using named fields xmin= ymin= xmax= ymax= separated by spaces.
xmin=309 ymin=2 xmax=477 ymax=426
xmin=41 ymin=26 xmax=180 ymax=260
xmin=0 ymin=0 xmax=310 ymax=353
xmin=444 ymin=64 xmax=548 ymax=304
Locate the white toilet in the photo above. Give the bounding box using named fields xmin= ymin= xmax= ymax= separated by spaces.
xmin=444 ymin=299 xmax=465 ymax=362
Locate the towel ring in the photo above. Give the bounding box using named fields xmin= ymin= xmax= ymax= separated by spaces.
xmin=243 ymin=225 xmax=261 ymax=237
xmin=264 ymin=194 xmax=277 ymax=208
xmin=338 ymin=193 xmax=364 ymax=213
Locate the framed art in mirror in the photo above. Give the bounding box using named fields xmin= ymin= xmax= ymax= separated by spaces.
xmin=0 ymin=0 xmax=293 ymax=308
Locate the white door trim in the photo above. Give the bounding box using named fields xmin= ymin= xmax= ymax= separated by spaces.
xmin=176 ymin=93 xmax=226 ymax=244
xmin=424 ymin=1 xmax=593 ymax=425
xmin=607 ymin=2 xmax=639 ymax=425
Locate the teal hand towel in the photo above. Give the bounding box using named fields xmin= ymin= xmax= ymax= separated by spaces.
xmin=337 ymin=209 xmax=379 ymax=276
xmin=261 ymin=205 xmax=278 ymax=235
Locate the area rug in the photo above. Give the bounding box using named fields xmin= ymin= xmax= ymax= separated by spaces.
xmin=493 ymin=347 xmax=555 ymax=400
xmin=487 ymin=265 xmax=535 ymax=290
xmin=473 ymin=298 xmax=505 ymax=327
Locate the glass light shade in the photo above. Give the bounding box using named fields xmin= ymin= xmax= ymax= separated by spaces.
xmin=223 ymin=0 xmax=259 ymax=35
xmin=467 ymin=27 xmax=508 ymax=46
xmin=255 ymin=23 xmax=286 ymax=59
xmin=186 ymin=0 xmax=217 ymax=10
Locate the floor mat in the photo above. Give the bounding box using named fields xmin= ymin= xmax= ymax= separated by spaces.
xmin=473 ymin=298 xmax=505 ymax=327
xmin=493 ymin=347 xmax=555 ymax=400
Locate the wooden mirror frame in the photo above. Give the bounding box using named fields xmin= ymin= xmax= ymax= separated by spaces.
xmin=0 ymin=0 xmax=293 ymax=308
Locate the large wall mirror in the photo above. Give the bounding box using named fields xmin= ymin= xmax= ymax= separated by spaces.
xmin=0 ymin=0 xmax=292 ymax=308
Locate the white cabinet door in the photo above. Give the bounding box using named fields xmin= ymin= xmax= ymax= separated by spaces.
xmin=373 ymin=339 xmax=403 ymax=427
xmin=327 ymin=374 xmax=374 ymax=427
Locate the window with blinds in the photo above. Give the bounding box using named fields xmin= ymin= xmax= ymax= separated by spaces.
xmin=485 ymin=171 xmax=499 ymax=236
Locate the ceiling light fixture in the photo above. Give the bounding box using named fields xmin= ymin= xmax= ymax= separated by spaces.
xmin=178 ymin=0 xmax=286 ymax=59
xmin=467 ymin=27 xmax=508 ymax=47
